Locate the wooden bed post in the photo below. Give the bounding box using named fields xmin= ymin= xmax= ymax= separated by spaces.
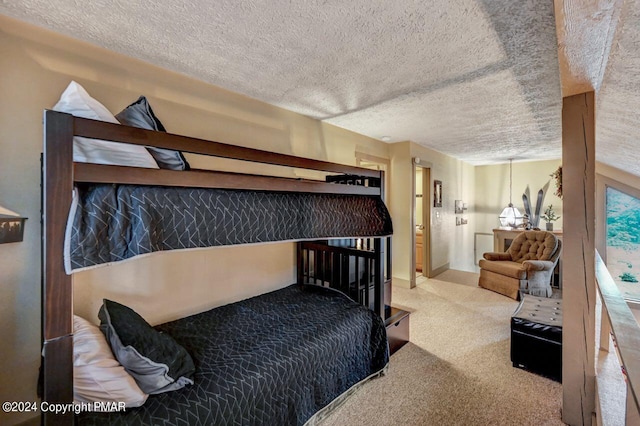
xmin=42 ymin=110 xmax=74 ymax=425
xmin=379 ymin=170 xmax=393 ymax=308
xmin=296 ymin=242 xmax=304 ymax=284
xmin=374 ymin=238 xmax=385 ymax=318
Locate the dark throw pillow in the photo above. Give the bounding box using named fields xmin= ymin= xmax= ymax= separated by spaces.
xmin=115 ymin=96 xmax=190 ymax=171
xmin=98 ymin=299 xmax=195 ymax=395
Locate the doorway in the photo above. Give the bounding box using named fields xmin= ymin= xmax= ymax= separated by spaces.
xmin=413 ymin=161 xmax=431 ymax=287
xmin=356 ymin=152 xmax=389 ymax=203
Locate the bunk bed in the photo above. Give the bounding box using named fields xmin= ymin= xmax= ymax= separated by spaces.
xmin=41 ymin=109 xmax=394 ymax=425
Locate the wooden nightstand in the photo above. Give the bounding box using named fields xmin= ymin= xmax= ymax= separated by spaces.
xmin=385 ymin=306 xmax=410 ymax=355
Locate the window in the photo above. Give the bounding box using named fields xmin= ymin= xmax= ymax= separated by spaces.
xmin=606 ymin=186 xmax=640 ymax=301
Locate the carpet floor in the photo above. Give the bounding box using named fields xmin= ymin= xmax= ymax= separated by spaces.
xmin=320 ymin=270 xmax=565 ymax=426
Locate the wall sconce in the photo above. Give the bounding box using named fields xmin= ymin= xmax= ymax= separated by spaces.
xmin=0 ymin=215 xmax=27 ymax=244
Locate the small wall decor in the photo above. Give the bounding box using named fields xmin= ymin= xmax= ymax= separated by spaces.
xmin=456 ymin=217 xmax=461 ymax=226
xmin=0 ymin=215 xmax=27 ymax=244
xmin=434 ymin=180 xmax=442 ymax=207
xmin=461 ymin=217 xmax=468 ymax=225
xmin=522 ymin=181 xmax=550 ymax=228
xmin=455 ymin=200 xmax=464 ymax=214
xmin=550 ymin=166 xmax=562 ymax=199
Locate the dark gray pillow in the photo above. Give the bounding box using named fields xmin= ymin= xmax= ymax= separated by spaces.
xmin=116 ymin=96 xmax=190 ymax=171
xmin=99 ymin=299 xmax=195 ymax=395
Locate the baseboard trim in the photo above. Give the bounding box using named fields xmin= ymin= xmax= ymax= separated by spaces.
xmin=393 ymin=277 xmax=413 ymax=289
xmin=430 ymin=263 xmax=449 ymax=278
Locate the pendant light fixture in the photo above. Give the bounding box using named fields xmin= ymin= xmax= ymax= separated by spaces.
xmin=499 ymin=159 xmax=523 ymax=228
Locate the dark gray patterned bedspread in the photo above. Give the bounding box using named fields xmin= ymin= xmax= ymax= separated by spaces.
xmin=67 ymin=184 xmax=393 ymax=272
xmin=77 ymin=284 xmax=389 ymax=425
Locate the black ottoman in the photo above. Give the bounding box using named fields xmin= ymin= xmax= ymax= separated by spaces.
xmin=510 ymin=294 xmax=562 ymax=382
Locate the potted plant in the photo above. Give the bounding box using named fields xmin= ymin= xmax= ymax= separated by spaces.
xmin=541 ymin=204 xmax=560 ymax=231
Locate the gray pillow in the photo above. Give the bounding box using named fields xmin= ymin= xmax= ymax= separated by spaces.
xmin=116 ymin=96 xmax=190 ymax=171
xmin=99 ymin=299 xmax=195 ymax=395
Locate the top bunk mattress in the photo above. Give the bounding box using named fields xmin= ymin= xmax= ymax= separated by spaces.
xmin=77 ymin=284 xmax=389 ymax=425
xmin=65 ymin=184 xmax=393 ymax=273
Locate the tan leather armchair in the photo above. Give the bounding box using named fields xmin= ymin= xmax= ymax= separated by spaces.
xmin=478 ymin=231 xmax=561 ymax=299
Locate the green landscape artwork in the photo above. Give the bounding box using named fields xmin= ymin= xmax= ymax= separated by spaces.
xmin=606 ymin=187 xmax=640 ymax=300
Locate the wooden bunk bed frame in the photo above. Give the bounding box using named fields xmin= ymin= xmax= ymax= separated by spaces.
xmin=42 ymin=110 xmax=391 ymax=425
xmin=298 ymin=238 xmax=392 ymax=310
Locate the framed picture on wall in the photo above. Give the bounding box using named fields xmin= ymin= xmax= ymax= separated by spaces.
xmin=434 ymin=180 xmax=442 ymax=207
xmin=0 ymin=215 xmax=27 ymax=244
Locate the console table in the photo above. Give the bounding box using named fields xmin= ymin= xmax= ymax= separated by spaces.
xmin=492 ymin=228 xmax=563 ymax=288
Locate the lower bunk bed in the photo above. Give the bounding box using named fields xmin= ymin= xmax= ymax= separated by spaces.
xmin=77 ymin=284 xmax=389 ymax=425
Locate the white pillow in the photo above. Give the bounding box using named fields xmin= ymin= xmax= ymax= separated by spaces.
xmin=73 ymin=315 xmax=148 ymax=408
xmin=53 ymin=81 xmax=159 ymax=169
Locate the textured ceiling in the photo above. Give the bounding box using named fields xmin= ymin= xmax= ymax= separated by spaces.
xmin=0 ymin=0 xmax=630 ymax=169
xmin=597 ymin=0 xmax=640 ymax=177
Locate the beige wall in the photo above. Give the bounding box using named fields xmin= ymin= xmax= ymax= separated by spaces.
xmin=388 ymin=142 xmax=413 ymax=285
xmin=0 ymin=16 xmax=390 ymax=425
xmin=598 ymin=162 xmax=640 ymax=189
xmin=388 ymin=141 xmax=476 ymax=286
xmin=410 ymin=143 xmax=476 ymax=274
xmin=474 ymin=159 xmax=563 ymax=235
